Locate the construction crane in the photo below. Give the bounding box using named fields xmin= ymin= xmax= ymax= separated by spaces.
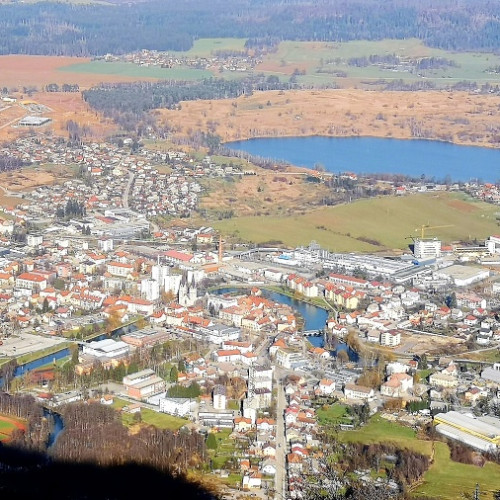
xmin=414 ymin=224 xmax=454 ymax=239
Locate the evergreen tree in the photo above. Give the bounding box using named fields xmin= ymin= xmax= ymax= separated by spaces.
xmin=206 ymin=433 xmax=217 ymax=450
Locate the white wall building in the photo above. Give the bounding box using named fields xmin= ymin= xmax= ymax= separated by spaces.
xmin=159 ymin=397 xmax=191 ymax=417
xmin=213 ymin=384 xmax=227 ymax=410
xmin=82 ymin=338 xmax=130 ymax=359
xmin=414 ymin=238 xmax=441 ymax=260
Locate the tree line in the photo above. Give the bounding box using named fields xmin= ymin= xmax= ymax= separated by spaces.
xmin=52 ymin=402 xmax=207 ymax=472
xmin=1 ymin=0 xmax=500 ymax=56
xmin=82 ymin=75 xmax=297 ymax=137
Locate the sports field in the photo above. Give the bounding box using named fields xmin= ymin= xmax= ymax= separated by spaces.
xmin=0 ymin=415 xmax=26 ymax=442
xmin=214 ymin=192 xmax=500 ymax=251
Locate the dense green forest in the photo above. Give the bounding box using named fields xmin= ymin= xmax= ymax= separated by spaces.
xmin=1 ymin=0 xmax=500 ymax=56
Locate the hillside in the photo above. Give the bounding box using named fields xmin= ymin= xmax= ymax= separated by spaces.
xmin=213 ymin=192 xmax=500 ymax=252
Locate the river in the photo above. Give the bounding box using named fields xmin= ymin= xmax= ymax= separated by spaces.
xmin=226 ymin=136 xmax=500 ymax=183
xmin=214 ymin=287 xmax=358 ymax=360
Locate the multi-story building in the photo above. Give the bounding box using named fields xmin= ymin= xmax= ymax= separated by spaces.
xmin=413 ymin=238 xmax=441 ymax=260
xmin=123 ymin=369 xmax=166 ymax=400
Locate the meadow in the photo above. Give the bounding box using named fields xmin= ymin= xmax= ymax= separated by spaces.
xmin=54 ymin=37 xmax=500 ymax=88
xmin=112 ymin=397 xmax=188 ymax=430
xmin=59 ymin=61 xmax=213 ymax=81
xmin=256 ymin=38 xmax=500 ymax=88
xmin=213 ymin=192 xmax=500 ymax=252
xmin=338 ymin=414 xmax=500 ymax=499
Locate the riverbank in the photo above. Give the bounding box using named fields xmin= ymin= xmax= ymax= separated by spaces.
xmin=158 ymin=89 xmax=500 ymax=150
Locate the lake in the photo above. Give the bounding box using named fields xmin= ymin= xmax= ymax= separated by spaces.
xmin=226 ymin=136 xmax=500 ymax=183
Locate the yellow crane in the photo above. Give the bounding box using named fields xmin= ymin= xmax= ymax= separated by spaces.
xmin=415 ymin=224 xmax=454 ymax=239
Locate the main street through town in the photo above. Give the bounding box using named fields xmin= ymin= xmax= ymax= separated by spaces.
xmin=274 ymin=367 xmax=287 ymax=500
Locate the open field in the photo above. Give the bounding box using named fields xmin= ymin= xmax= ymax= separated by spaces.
xmin=158 ymin=88 xmax=500 ymax=148
xmin=339 ymin=414 xmax=500 ymax=499
xmin=47 ymin=38 xmax=500 ymax=88
xmin=0 ymin=95 xmax=118 ymax=143
xmin=413 ymin=442 xmax=500 ymax=500
xmin=172 ymin=38 xmax=247 ymax=57
xmin=198 ymin=169 xmax=331 ymax=218
xmin=0 ymin=414 xmax=27 ymax=442
xmin=112 ymin=398 xmax=187 ymax=430
xmin=454 ymin=348 xmax=500 ymax=363
xmin=256 ymin=39 xmax=500 ymax=88
xmin=0 ymin=163 xmax=80 ymax=194
xmin=339 ymin=414 xmax=433 ymax=456
xmin=213 ymin=192 xmax=500 ymax=251
xmin=316 ymin=403 xmax=351 ymax=427
xmin=59 ymin=61 xmax=213 ymax=81
xmin=0 ymin=55 xmax=156 ymax=89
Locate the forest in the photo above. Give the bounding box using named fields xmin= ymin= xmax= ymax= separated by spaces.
xmin=1 ymin=0 xmax=500 ymax=56
xmin=81 ymin=75 xmax=302 ymax=135
xmin=82 ymin=76 xmax=297 ymax=115
xmin=0 ymin=393 xmax=214 ymax=499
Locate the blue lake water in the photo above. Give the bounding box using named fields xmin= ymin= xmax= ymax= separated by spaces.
xmin=226 ymin=136 xmax=500 ymax=183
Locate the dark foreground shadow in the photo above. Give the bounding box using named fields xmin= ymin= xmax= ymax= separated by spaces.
xmin=0 ymin=444 xmax=216 ymax=500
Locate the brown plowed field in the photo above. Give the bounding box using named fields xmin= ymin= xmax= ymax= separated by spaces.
xmin=0 ymin=55 xmax=149 ymax=88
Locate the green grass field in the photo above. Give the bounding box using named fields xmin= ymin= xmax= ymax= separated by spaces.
xmin=339 ymin=414 xmax=433 ymax=456
xmin=209 ymin=429 xmax=237 ymax=470
xmin=0 ymin=415 xmax=23 ymax=442
xmin=317 ymin=404 xmax=352 ymax=427
xmin=414 ymin=442 xmax=500 ymax=500
xmin=338 ymin=414 xmax=500 ymax=499
xmin=0 ymin=420 xmax=14 ymax=432
xmin=59 ymin=61 xmax=213 ymax=81
xmin=112 ymin=398 xmax=187 ymax=430
xmin=57 ymin=38 xmax=500 ymax=87
xmin=214 ymin=192 xmax=500 ymax=251
xmin=172 ymin=38 xmax=247 ymax=58
xmin=261 ymin=38 xmax=500 ymax=87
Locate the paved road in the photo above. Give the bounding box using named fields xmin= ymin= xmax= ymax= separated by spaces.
xmin=274 ymin=368 xmax=287 ymax=500
xmin=122 ymin=170 xmax=135 ymax=209
xmin=121 ymin=169 xmax=159 ymax=234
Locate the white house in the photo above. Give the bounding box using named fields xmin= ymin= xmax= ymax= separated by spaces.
xmin=344 ymin=383 xmax=375 ymax=401
xmin=159 ymin=397 xmax=191 ymax=417
xmin=380 ymin=330 xmax=401 ymax=347
xmin=316 ymin=378 xmax=336 ymax=396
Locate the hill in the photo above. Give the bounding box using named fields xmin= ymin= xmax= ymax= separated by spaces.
xmin=213 ymin=192 xmax=500 ymax=252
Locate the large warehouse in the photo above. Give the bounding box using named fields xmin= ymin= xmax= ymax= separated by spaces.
xmin=434 ymin=411 xmax=500 ymax=452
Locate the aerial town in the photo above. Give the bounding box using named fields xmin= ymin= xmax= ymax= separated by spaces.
xmin=0 ymin=133 xmax=499 ymax=499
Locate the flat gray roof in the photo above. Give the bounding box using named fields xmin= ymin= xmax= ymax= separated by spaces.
xmin=435 ymin=411 xmax=500 ymax=438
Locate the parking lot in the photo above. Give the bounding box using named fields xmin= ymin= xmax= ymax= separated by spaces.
xmin=0 ymin=332 xmax=68 ymax=357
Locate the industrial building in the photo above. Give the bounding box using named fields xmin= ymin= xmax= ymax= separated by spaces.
xmin=17 ymin=116 xmax=51 ymax=127
xmin=434 ymin=411 xmax=500 ymax=452
xmin=81 ymin=338 xmax=130 ymax=360
xmin=123 ymin=368 xmax=166 ymax=400
xmin=121 ymin=327 xmax=170 ymax=348
xmin=435 ymin=265 xmax=490 ymax=287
